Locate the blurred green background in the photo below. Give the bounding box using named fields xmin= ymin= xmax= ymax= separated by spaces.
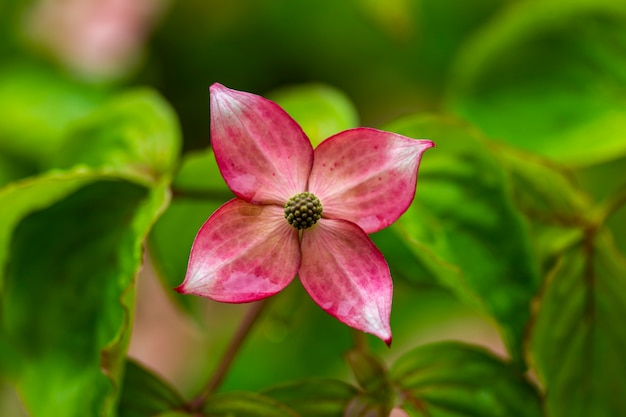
xmin=1 ymin=0 xmax=626 ymax=415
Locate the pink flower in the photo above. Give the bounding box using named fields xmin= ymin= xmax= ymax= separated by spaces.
xmin=176 ymin=84 xmax=434 ymax=344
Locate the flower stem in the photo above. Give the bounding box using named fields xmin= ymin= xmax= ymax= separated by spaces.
xmin=352 ymin=328 xmax=367 ymax=352
xmin=187 ymin=299 xmax=270 ymax=411
xmin=595 ymin=183 xmax=626 ymax=225
xmin=171 ymin=186 xmax=234 ymax=202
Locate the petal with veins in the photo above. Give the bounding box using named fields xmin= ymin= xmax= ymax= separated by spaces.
xmin=299 ymin=218 xmax=393 ymax=345
xmin=210 ymin=83 xmax=313 ymax=205
xmin=309 ymin=128 xmax=434 ymax=234
xmin=178 ymin=199 xmax=300 ymax=303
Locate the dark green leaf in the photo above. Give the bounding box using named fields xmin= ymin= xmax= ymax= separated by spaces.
xmin=0 ymin=171 xmax=99 ymax=292
xmin=1 ymin=178 xmax=168 ymax=417
xmin=370 ymin=227 xmax=434 ymax=287
xmin=203 ymin=392 xmax=299 ymax=417
xmin=269 ymin=84 xmax=359 ymax=147
xmin=447 ymin=0 xmax=626 ymax=166
xmin=263 ymin=379 xmax=358 ymax=417
xmin=385 ymin=115 xmax=540 ymax=364
xmin=345 ymin=350 xmax=388 ymax=394
xmin=494 ymin=144 xmax=593 ymax=272
xmin=0 ymin=152 xmax=34 ymax=190
xmin=529 ymin=232 xmax=626 ymax=417
xmin=390 ymin=342 xmax=543 ymax=417
xmin=118 ymin=360 xmax=186 ymax=417
xmin=573 ymin=156 xmax=626 ymax=255
xmin=344 ymin=394 xmax=390 ymax=417
xmin=495 ymin=145 xmax=591 ymax=222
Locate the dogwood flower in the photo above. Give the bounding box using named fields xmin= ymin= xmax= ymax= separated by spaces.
xmin=176 ymin=83 xmax=433 ymax=344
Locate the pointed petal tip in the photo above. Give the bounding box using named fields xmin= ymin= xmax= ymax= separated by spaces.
xmin=173 ymin=283 xmax=186 ymax=294
xmin=209 ymin=82 xmax=226 ymax=92
xmin=411 ymin=138 xmax=435 ymax=152
xmin=209 ymin=83 xmax=235 ymax=101
xmin=422 ymin=139 xmax=436 ymax=149
xmin=384 ymin=335 xmax=392 ymax=348
xmin=373 ymin=326 xmax=392 ymax=347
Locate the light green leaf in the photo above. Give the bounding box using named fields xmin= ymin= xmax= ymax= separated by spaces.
xmin=391 ymin=342 xmax=543 ymax=417
xmin=269 ymin=84 xmax=359 ymax=147
xmin=203 ymin=392 xmax=299 ymax=417
xmin=172 ymin=148 xmax=230 ymax=194
xmin=53 ymin=88 xmax=182 ymax=184
xmin=385 ymin=115 xmax=540 ymax=363
xmin=447 ymin=0 xmax=626 ymax=166
xmin=263 ymin=379 xmax=358 ymax=417
xmin=118 ymin=360 xmax=186 ymax=417
xmin=0 ymin=61 xmax=106 ymax=167
xmin=529 ymin=232 xmax=626 ymax=417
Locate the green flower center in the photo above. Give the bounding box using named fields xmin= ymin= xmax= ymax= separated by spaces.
xmin=284 ymin=192 xmax=323 ymax=230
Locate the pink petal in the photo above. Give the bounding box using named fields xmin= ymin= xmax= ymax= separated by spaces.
xmin=298 ymin=218 xmax=393 ymax=344
xmin=308 ymin=128 xmax=434 ymax=234
xmin=210 ymin=83 xmax=314 ymax=205
xmin=177 ymin=198 xmax=301 ymax=303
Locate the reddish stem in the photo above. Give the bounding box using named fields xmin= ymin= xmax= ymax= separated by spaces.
xmin=187 ymin=299 xmax=270 ymax=412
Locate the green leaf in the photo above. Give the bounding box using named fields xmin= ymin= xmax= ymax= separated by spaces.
xmin=118 ymin=360 xmax=186 ymax=417
xmin=54 ymin=88 xmax=182 ymax=184
xmin=0 ymin=61 xmax=106 ymax=167
xmin=385 ymin=115 xmax=541 ymax=363
xmin=344 ymin=394 xmax=391 ymax=417
xmin=447 ymin=0 xmax=626 ymax=166
xmin=495 ymin=145 xmax=591 ymax=221
xmin=0 ymin=171 xmax=96 ymax=293
xmin=269 ymin=84 xmax=359 ymax=147
xmin=0 ymin=86 xmax=179 ymax=416
xmin=494 ymin=144 xmax=593 ymax=269
xmin=370 ymin=227 xmax=435 ymax=287
xmin=203 ymin=392 xmax=299 ymax=417
xmin=573 ymin=157 xmax=626 ymax=255
xmin=529 ymin=231 xmax=626 ymax=417
xmin=390 ymin=342 xmax=543 ymax=417
xmin=344 ymin=350 xmax=394 ymax=416
xmin=1 ymin=177 xmax=168 ymax=417
xmin=263 ymin=379 xmax=358 ymax=417
xmin=345 ymin=350 xmax=388 ymax=394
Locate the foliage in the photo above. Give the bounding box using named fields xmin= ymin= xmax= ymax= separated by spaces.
xmin=1 ymin=0 xmax=626 ymax=416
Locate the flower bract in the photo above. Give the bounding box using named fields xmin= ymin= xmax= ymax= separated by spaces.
xmin=176 ymin=83 xmax=434 ymax=345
